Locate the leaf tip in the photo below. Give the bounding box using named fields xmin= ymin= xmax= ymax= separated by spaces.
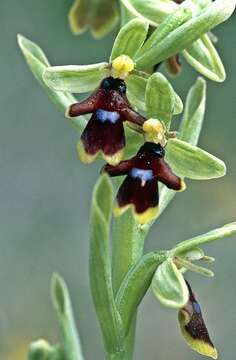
xmin=51 ymin=272 xmax=66 ymax=315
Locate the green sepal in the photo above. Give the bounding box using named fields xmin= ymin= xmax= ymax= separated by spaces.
xmin=135 ymin=0 xmax=235 ymax=70
xmin=17 ymin=34 xmax=86 ymax=131
xmin=43 ymin=63 xmax=109 ymax=93
xmin=120 ymin=0 xmax=178 ymax=26
xmin=179 ymin=77 xmax=206 ymax=146
xmin=183 ymin=34 xmax=226 ymax=82
xmin=145 ymin=73 xmax=176 ymax=128
xmin=90 ymin=175 xmax=124 ymax=355
xmin=166 ymin=138 xmax=226 ymax=180
xmin=116 ymin=251 xmax=167 ymax=334
xmin=68 ymin=0 xmax=119 ymax=38
xmin=110 ymin=18 xmax=149 ymax=61
xmin=159 ymin=77 xmax=206 ymax=215
xmin=173 ymin=222 xmax=236 ymax=256
xmin=51 ymin=274 xmax=84 ymax=360
xmin=152 ymin=258 xmax=189 ymax=309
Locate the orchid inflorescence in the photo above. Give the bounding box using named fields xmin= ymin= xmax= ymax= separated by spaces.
xmin=17 ymin=1 xmax=236 ymax=359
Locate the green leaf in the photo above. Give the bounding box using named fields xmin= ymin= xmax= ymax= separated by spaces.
xmin=126 ymin=74 xmax=147 ymax=111
xmin=90 ymin=175 xmax=124 ymax=355
xmin=145 ymin=72 xmax=175 ymax=128
xmin=110 ymin=18 xmax=149 ymax=61
xmin=69 ymin=0 xmax=119 ymax=38
xmin=166 ymin=138 xmax=226 ymax=179
xmin=179 ymin=77 xmax=206 ymax=146
xmin=135 ymin=0 xmax=236 ymax=69
xmin=120 ymin=0 xmax=178 ymax=26
xmin=43 ymin=63 xmax=109 ymax=93
xmin=116 ymin=251 xmax=167 ymax=334
xmin=173 ymin=222 xmax=236 ymax=255
xmin=17 ymin=34 xmax=86 ymax=131
xmin=183 ymin=34 xmax=226 ymax=82
xmin=51 ymin=274 xmax=84 ymax=360
xmin=152 ymin=258 xmax=189 ymax=309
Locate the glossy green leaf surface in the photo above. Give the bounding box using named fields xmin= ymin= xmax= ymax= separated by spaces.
xmin=166 ymin=138 xmax=226 ymax=180
xmin=110 ymin=18 xmax=149 ymax=61
xmin=152 ymin=258 xmax=189 ymax=309
xmin=43 ymin=63 xmax=109 ymax=93
xmin=135 ymin=0 xmax=236 ymax=69
xmin=51 ymin=274 xmax=84 ymax=360
xmin=90 ymin=175 xmax=124 ymax=355
xmin=183 ymin=34 xmax=226 ymax=82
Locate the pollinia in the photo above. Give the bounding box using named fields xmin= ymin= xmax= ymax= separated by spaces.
xmin=18 ymin=0 xmax=236 ymax=359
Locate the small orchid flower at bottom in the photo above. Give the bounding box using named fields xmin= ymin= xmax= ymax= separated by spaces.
xmin=104 ymin=142 xmax=186 ymax=224
xmin=66 ymin=76 xmax=146 ymax=165
xmin=179 ymin=280 xmax=218 ymax=359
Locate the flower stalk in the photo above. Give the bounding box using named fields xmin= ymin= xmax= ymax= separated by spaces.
xmin=16 ymin=1 xmax=236 ymax=359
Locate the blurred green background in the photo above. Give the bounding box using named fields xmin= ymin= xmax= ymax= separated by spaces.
xmin=0 ymin=1 xmax=235 ymax=359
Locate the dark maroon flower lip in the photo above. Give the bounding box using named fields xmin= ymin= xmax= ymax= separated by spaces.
xmin=179 ymin=280 xmax=218 ymax=358
xmin=78 ymin=109 xmax=125 ymax=165
xmin=66 ymin=76 xmax=146 ymax=165
xmin=104 ymin=142 xmax=186 ymax=224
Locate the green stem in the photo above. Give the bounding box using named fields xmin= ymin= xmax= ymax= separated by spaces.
xmin=111 ymin=210 xmax=146 ymax=358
